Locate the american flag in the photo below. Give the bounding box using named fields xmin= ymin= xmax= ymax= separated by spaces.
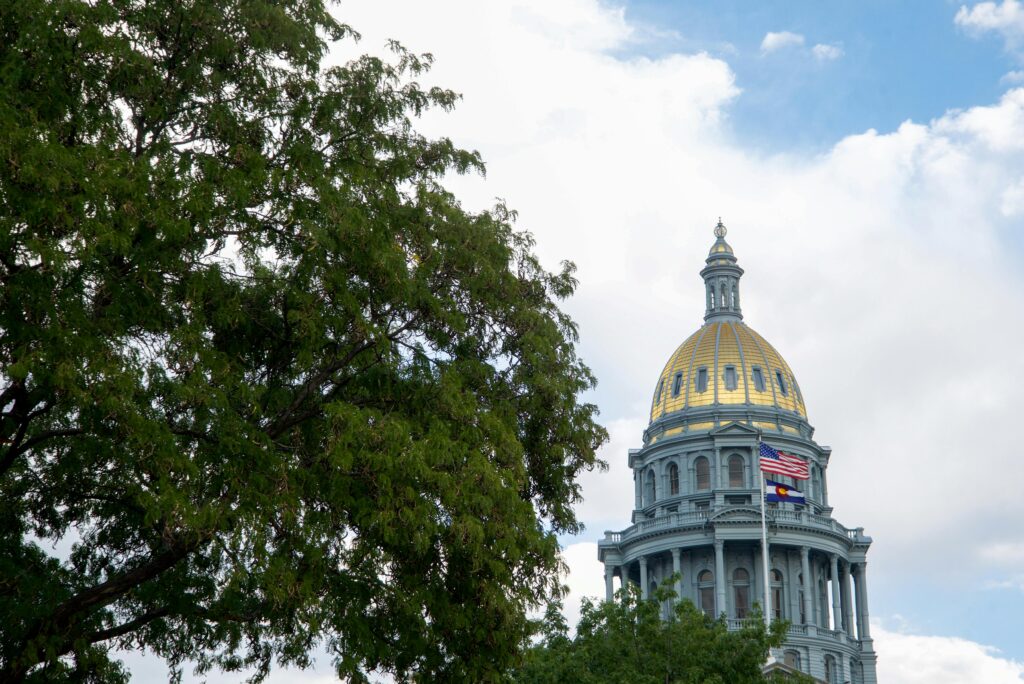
xmin=759 ymin=442 xmax=809 ymax=480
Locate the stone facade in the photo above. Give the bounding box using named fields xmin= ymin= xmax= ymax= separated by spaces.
xmin=597 ymin=223 xmax=878 ymax=684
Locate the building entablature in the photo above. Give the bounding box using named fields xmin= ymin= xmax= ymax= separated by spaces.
xmin=780 ymin=625 xmax=869 ymax=658
xmin=598 ymin=506 xmax=870 ymax=564
xmin=644 ymin=406 xmax=817 ymax=447
xmin=635 ymin=419 xmax=829 ymax=468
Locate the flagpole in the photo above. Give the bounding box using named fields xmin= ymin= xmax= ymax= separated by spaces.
xmin=758 ymin=438 xmax=771 ymax=630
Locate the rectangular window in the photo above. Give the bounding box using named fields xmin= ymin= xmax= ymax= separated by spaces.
xmin=696 ymin=367 xmax=708 ymax=393
xmin=775 ymin=370 xmax=788 ymax=396
xmin=725 ymin=495 xmax=750 ymax=505
xmin=752 ymin=367 xmax=766 ymax=392
xmin=735 ymin=586 xmax=749 ymax=619
xmin=700 ymin=586 xmax=715 ymax=617
xmin=724 ymin=365 xmax=737 ymax=391
xmin=671 ymin=373 xmax=683 ymax=397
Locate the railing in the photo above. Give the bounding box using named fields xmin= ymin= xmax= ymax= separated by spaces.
xmin=602 ymin=510 xmax=710 ymax=544
xmin=818 ymin=627 xmax=846 ymax=642
xmin=601 ymin=505 xmax=865 ymax=546
xmin=726 ymin=618 xmax=762 ymax=631
xmin=723 ymin=621 xmax=857 ymax=648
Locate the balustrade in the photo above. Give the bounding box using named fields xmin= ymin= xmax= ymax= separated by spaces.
xmin=601 ymin=504 xmax=859 ymax=546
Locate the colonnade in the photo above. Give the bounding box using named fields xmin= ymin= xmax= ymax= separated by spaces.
xmin=604 ymin=543 xmax=872 ymax=641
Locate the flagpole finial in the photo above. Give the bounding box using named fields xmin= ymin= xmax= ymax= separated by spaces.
xmin=714 ymin=218 xmax=727 ymax=238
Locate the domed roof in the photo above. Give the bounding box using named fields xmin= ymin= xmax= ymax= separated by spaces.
xmin=649 ymin=320 xmax=807 ymax=424
xmin=648 ymin=220 xmax=808 ymax=428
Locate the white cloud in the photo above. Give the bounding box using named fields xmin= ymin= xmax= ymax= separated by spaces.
xmin=760 ymin=30 xmax=805 ymax=53
xmin=559 ymin=542 xmax=606 ymax=628
xmin=331 ymin=0 xmax=1024 ymax=587
xmin=986 ymin=575 xmax=1024 ymax=591
xmin=573 ymin=416 xmax=646 ymax=532
xmin=874 ymin=623 xmax=1024 ymax=683
xmin=812 ymin=43 xmax=844 ymax=61
xmin=1001 ymin=68 xmax=1024 ymax=82
xmin=980 ymin=541 xmax=1024 ymax=564
xmin=560 ymin=548 xmax=1024 ymax=684
xmin=956 ymin=0 xmax=1024 ymax=54
xmin=1001 ymin=176 xmax=1024 ymax=214
xmin=114 ymin=0 xmax=1024 ymax=676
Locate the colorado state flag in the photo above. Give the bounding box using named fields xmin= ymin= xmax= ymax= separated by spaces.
xmin=765 ymin=479 xmax=806 ymax=504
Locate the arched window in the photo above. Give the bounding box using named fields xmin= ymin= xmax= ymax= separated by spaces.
xmin=649 ymin=580 xmax=658 ymax=601
xmin=668 ymin=462 xmax=680 ymax=496
xmin=698 ymin=570 xmax=715 ymax=617
xmin=695 ymin=457 xmax=710 ymax=491
xmin=644 ymin=469 xmax=656 ymax=506
xmin=770 ymin=569 xmax=784 ymax=620
xmin=851 ymin=658 xmax=862 ymax=684
xmin=784 ymin=650 xmax=801 ymax=670
xmin=733 ymin=568 xmax=750 ymax=619
xmin=728 ymin=454 xmax=744 ymax=488
xmin=824 ymin=654 xmax=837 ymax=684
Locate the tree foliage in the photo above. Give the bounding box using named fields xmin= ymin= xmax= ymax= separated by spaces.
xmin=0 ymin=0 xmax=607 ymax=680
xmin=513 ymin=583 xmax=808 ymax=684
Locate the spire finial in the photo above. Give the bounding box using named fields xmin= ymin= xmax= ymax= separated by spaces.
xmin=714 ymin=218 xmax=727 ymax=238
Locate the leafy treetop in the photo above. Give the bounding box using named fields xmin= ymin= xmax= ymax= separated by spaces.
xmin=513 ymin=582 xmax=814 ymax=684
xmin=0 ymin=0 xmax=606 ymax=681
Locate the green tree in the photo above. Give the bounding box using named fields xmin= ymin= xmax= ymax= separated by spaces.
xmin=513 ymin=582 xmax=811 ymax=684
xmin=0 ymin=0 xmax=607 ymax=681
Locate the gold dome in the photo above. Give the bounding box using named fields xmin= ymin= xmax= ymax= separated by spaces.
xmin=650 ymin=320 xmax=807 ymax=423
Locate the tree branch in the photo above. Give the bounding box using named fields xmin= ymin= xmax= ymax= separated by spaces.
xmin=3 ymin=534 xmax=208 ymax=681
xmin=87 ymin=606 xmax=172 ymax=644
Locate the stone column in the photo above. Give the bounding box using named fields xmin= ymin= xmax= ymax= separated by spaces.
xmin=854 ymin=562 xmax=872 ymax=638
xmin=682 ymin=551 xmax=694 ymax=605
xmin=605 ymin=564 xmax=615 ymax=602
xmin=822 ymin=466 xmax=830 ymax=507
xmin=672 ymin=548 xmax=682 ymax=600
xmin=640 ymin=556 xmax=649 ymax=600
xmin=830 ymin=554 xmax=842 ymax=632
xmin=634 ymin=469 xmax=642 ymax=510
xmin=714 ymin=448 xmax=722 ymax=488
xmin=714 ymin=540 xmax=726 ymax=617
xmin=841 ymin=561 xmax=854 ymax=637
xmin=800 ymin=546 xmax=813 ymax=625
xmin=753 ymin=546 xmax=764 ymax=618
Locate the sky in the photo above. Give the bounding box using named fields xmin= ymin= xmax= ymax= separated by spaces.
xmin=129 ymin=0 xmax=1024 ymax=681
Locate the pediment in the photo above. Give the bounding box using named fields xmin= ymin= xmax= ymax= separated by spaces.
xmin=708 ymin=506 xmax=761 ymax=522
xmin=709 ymin=421 xmax=760 ymax=437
